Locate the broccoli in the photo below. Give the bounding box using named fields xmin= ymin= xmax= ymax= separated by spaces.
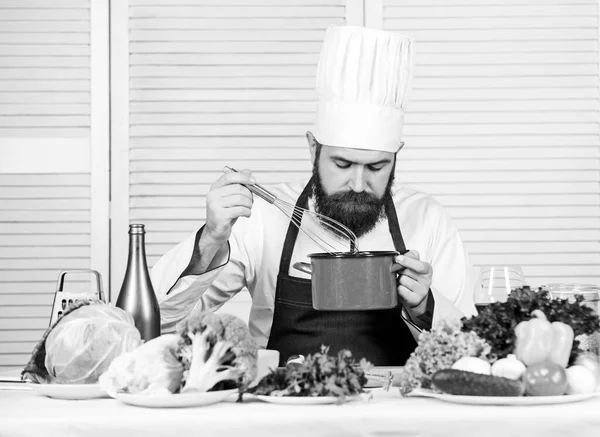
xmin=176 ymin=311 xmax=259 ymax=393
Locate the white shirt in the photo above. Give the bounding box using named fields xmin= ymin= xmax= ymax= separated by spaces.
xmin=151 ymin=180 xmax=477 ymax=347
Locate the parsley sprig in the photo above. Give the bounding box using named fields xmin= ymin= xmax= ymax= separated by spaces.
xmin=247 ymin=346 xmax=371 ymax=400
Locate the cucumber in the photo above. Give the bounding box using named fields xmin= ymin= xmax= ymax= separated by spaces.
xmin=432 ymin=369 xmax=525 ymax=397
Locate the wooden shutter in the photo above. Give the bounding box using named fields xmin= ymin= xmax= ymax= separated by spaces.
xmin=367 ymin=0 xmax=600 ymax=287
xmin=0 ymin=0 xmax=109 ymax=370
xmin=111 ymin=0 xmax=363 ymax=320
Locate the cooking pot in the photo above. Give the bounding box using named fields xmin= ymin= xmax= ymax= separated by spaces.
xmin=292 ymin=250 xmax=402 ymax=311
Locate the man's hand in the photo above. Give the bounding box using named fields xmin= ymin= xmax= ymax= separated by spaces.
xmin=204 ymin=169 xmax=255 ymax=244
xmin=391 ymin=250 xmax=433 ymax=317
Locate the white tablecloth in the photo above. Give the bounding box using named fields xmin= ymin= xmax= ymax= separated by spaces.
xmin=1 ymin=385 xmax=600 ymax=437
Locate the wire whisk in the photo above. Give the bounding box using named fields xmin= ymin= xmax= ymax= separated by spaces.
xmin=223 ymin=167 xmax=359 ymax=255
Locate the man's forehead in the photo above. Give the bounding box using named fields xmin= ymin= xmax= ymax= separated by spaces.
xmin=321 ymin=145 xmax=394 ymax=163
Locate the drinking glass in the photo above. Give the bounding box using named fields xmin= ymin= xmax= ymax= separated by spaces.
xmin=475 ymin=265 xmax=526 ymax=311
xmin=544 ymin=283 xmax=600 ymax=318
xmin=545 ymin=283 xmax=600 ymax=357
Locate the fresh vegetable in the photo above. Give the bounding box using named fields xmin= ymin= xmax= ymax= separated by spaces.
xmin=574 ymin=351 xmax=600 ymax=382
xmin=176 ymin=311 xmax=259 ymax=392
xmin=490 ymin=354 xmax=526 ymax=380
xmin=451 ymin=357 xmax=491 ymax=375
xmin=514 ymin=310 xmax=573 ymax=367
xmin=523 ymin=361 xmax=568 ymax=396
xmin=514 ymin=310 xmax=553 ymax=366
xmin=461 ymin=286 xmax=599 ymax=363
xmin=565 ymin=365 xmax=597 ymax=395
xmin=99 ymin=334 xmax=184 ymax=395
xmin=432 ymin=369 xmax=525 ymax=397
xmin=548 ymin=318 xmax=575 ymax=368
xmin=22 ymin=301 xmax=142 ymax=384
xmin=247 ymin=346 xmax=370 ymax=399
xmin=397 ymin=320 xmax=492 ymax=396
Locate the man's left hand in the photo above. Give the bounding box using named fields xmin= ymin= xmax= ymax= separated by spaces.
xmin=391 ymin=250 xmax=432 ymax=317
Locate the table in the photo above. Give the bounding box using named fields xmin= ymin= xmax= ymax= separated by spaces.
xmin=1 ymin=384 xmax=600 ymax=437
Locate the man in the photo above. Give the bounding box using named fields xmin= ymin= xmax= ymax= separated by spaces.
xmin=151 ymin=26 xmax=476 ymax=366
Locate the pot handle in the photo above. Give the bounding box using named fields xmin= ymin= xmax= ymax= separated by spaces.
xmin=390 ymin=263 xmax=405 ymax=287
xmin=292 ymin=262 xmax=313 ymax=276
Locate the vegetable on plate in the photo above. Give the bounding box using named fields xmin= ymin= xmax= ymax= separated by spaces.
xmin=99 ymin=334 xmax=184 ymax=395
xmin=565 ymin=365 xmax=597 ymax=395
xmin=246 ymin=346 xmax=370 ymax=400
xmin=396 ymin=320 xmax=492 ymax=395
xmin=432 ymin=369 xmax=525 ymax=397
xmin=462 ymin=286 xmax=599 ymax=363
xmin=100 ymin=310 xmax=259 ymax=395
xmin=177 ymin=311 xmax=258 ymax=392
xmin=451 ymin=357 xmax=491 ymax=375
xmin=22 ymin=300 xmax=142 ymax=385
xmin=522 ymin=361 xmax=568 ymax=396
xmin=490 ymin=355 xmax=526 ymax=380
xmin=514 ymin=310 xmax=573 ymax=368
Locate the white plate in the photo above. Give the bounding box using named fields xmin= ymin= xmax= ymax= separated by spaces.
xmin=114 ymin=389 xmax=238 ymax=408
xmin=408 ymin=388 xmax=597 ymax=406
xmin=31 ymin=383 xmax=108 ymax=400
xmin=253 ymin=394 xmax=362 ymax=405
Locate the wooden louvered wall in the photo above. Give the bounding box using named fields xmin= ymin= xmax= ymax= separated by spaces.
xmin=375 ymin=0 xmax=600 ymax=286
xmin=0 ymin=174 xmax=91 ymax=367
xmin=126 ymin=0 xmax=353 ymax=263
xmin=0 ymin=0 xmax=109 ymax=370
xmin=111 ymin=0 xmax=362 ymax=319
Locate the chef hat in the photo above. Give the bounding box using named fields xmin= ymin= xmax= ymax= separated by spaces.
xmin=313 ymin=26 xmax=415 ymax=154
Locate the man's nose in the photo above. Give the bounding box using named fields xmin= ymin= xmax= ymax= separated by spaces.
xmin=349 ymin=166 xmax=366 ymax=192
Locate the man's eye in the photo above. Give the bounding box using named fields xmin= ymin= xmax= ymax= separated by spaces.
xmin=335 ymin=162 xmax=351 ymax=169
xmin=367 ymin=165 xmax=384 ymax=172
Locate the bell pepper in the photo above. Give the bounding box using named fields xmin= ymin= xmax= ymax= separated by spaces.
xmin=548 ymin=320 xmax=575 ymax=368
xmin=514 ymin=310 xmax=574 ymax=368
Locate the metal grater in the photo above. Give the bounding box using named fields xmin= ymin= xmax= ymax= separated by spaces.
xmin=49 ymin=270 xmax=106 ymax=326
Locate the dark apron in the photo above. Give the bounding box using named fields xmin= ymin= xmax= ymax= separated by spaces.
xmin=266 ymin=178 xmax=418 ymax=366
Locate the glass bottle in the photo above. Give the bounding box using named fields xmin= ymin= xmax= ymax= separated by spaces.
xmin=116 ymin=224 xmax=161 ymax=341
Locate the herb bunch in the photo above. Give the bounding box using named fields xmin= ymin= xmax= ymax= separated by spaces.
xmin=397 ymin=320 xmax=491 ymax=395
xmin=247 ymin=346 xmax=371 ymax=399
xmin=461 ymin=286 xmax=600 ymax=363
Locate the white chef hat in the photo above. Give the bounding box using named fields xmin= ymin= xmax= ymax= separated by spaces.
xmin=313 ymin=26 xmax=415 ymax=154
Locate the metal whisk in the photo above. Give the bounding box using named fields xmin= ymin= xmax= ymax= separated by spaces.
xmin=223 ymin=167 xmax=359 ymax=254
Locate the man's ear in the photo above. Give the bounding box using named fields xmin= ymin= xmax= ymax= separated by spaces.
xmin=306 ymin=131 xmax=318 ymax=165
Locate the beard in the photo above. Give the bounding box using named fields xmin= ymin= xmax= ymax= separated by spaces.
xmin=312 ymin=161 xmax=395 ymax=239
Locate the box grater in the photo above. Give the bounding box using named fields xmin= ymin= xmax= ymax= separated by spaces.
xmin=49 ymin=270 xmax=106 ymax=326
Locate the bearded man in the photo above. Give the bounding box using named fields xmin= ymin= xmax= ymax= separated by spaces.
xmin=151 ymin=26 xmax=476 ymax=366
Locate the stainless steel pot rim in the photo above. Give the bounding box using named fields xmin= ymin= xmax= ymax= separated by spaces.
xmin=307 ymin=250 xmax=400 ymax=259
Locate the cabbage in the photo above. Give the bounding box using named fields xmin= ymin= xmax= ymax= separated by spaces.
xmin=22 ymin=301 xmax=142 ymax=384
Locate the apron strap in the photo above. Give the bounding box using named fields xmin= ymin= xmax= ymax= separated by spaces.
xmin=385 ymin=194 xmax=407 ymax=254
xmin=385 ymin=193 xmax=424 ymax=334
xmin=278 ymin=177 xmax=314 ymax=275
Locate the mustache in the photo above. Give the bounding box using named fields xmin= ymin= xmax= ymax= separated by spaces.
xmin=323 ymin=190 xmax=381 ymax=207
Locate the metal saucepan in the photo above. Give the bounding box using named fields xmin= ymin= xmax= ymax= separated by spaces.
xmin=293 ymin=250 xmax=403 ymax=311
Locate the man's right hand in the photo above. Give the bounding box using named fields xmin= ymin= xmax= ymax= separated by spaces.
xmin=204 ymin=169 xmax=255 ymax=244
